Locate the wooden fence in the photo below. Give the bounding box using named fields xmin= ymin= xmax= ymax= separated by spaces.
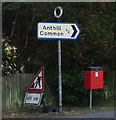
xmin=2 ymin=72 xmax=35 ymax=112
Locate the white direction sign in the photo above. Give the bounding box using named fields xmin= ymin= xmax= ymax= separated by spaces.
xmin=37 ymin=22 xmax=80 ymax=40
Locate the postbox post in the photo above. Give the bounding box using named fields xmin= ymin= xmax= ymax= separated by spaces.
xmin=90 ymin=89 xmax=92 ymax=109
xmin=84 ymin=67 xmax=103 ymax=110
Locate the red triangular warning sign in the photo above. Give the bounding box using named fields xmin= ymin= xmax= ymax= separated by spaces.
xmin=27 ymin=66 xmax=44 ymax=92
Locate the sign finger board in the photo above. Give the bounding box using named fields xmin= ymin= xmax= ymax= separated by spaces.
xmin=37 ymin=22 xmax=80 ymax=40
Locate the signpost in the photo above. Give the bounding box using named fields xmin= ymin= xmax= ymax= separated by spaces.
xmin=37 ymin=6 xmax=80 ymax=112
xmin=24 ymin=6 xmax=80 ymax=111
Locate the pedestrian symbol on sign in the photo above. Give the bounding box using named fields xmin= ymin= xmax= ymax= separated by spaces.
xmin=31 ymin=76 xmax=42 ymax=89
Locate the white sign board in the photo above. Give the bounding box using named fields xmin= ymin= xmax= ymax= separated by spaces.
xmin=37 ymin=22 xmax=80 ymax=40
xmin=24 ymin=92 xmax=43 ymax=105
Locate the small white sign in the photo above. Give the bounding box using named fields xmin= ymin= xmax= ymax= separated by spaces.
xmin=95 ymin=72 xmax=98 ymax=77
xmin=24 ymin=92 xmax=43 ymax=105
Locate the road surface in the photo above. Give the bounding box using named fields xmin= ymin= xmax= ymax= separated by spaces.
xmin=48 ymin=110 xmax=115 ymax=118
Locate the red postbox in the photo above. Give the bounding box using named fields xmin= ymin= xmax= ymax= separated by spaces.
xmin=84 ymin=67 xmax=103 ymax=89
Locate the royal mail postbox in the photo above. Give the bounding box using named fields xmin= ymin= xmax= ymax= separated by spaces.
xmin=84 ymin=67 xmax=103 ymax=89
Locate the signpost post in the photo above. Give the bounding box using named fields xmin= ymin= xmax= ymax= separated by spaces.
xmin=58 ymin=39 xmax=62 ymax=112
xmin=54 ymin=6 xmax=63 ymax=113
xmin=37 ymin=6 xmax=80 ymax=112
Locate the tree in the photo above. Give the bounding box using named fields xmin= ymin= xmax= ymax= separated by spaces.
xmin=2 ymin=2 xmax=115 ymax=106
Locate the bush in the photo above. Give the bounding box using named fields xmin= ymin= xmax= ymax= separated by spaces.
xmin=44 ymin=67 xmax=109 ymax=107
xmin=62 ymin=68 xmax=108 ymax=107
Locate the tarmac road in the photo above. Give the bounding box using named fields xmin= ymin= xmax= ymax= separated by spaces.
xmin=48 ymin=110 xmax=115 ymax=118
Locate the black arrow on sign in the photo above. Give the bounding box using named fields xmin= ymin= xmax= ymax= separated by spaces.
xmin=71 ymin=25 xmax=77 ymax=37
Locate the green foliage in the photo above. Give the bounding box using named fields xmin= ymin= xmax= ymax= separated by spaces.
xmin=3 ymin=2 xmax=31 ymax=12
xmin=45 ymin=68 xmax=58 ymax=89
xmin=62 ymin=68 xmax=89 ymax=107
xmin=62 ymin=68 xmax=109 ymax=107
xmin=2 ymin=2 xmax=115 ymax=107
xmin=93 ymin=84 xmax=108 ymax=98
xmin=2 ymin=2 xmax=115 ymax=75
xmin=2 ymin=42 xmax=17 ymax=75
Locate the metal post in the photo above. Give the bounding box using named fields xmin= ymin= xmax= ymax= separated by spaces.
xmin=90 ymin=89 xmax=92 ymax=110
xmin=58 ymin=40 xmax=62 ymax=112
xmin=54 ymin=6 xmax=63 ymax=112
